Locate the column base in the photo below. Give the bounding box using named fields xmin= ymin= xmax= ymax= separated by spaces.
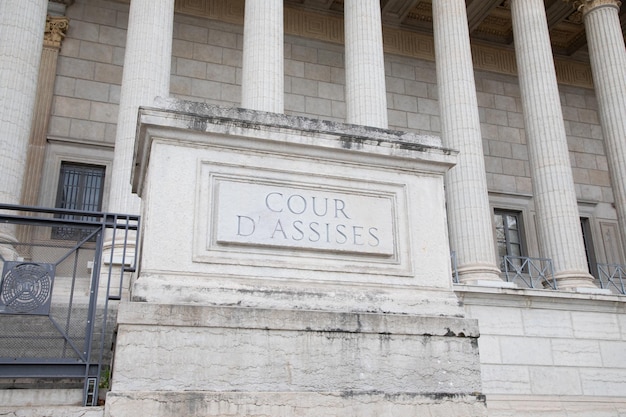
xmin=459 ymin=279 xmax=518 ymax=289
xmin=574 ymin=286 xmax=612 ymax=295
xmin=550 ymin=270 xmax=598 ymax=291
xmin=456 ymin=263 xmax=504 ymax=285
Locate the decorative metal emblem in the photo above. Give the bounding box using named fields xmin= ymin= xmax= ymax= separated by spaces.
xmin=0 ymin=262 xmax=55 ymax=315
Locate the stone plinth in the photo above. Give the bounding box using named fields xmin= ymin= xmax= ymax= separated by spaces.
xmin=105 ymin=98 xmax=487 ymax=416
xmin=106 ymin=303 xmax=485 ymax=417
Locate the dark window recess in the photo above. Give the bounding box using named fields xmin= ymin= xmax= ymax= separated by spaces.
xmin=580 ymin=217 xmax=598 ymax=279
xmin=52 ymin=163 xmax=105 ymax=241
xmin=494 ymin=209 xmax=526 ymax=271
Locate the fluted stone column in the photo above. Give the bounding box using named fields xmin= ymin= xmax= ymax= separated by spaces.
xmin=344 ymin=0 xmax=388 ymax=129
xmin=20 ymin=15 xmax=69 ymax=211
xmin=105 ymin=0 xmax=173 ymax=300
xmin=0 ymin=0 xmax=47 ymax=206
xmin=17 ymin=12 xmax=70 ymax=259
xmin=510 ymin=0 xmax=595 ymax=289
xmin=241 ymin=0 xmax=284 ymax=113
xmin=109 ymin=0 xmax=174 ymax=215
xmin=432 ymin=0 xmax=502 ymax=284
xmin=575 ymin=0 xmax=626 ymax=260
xmin=0 ymin=0 xmax=48 ymax=260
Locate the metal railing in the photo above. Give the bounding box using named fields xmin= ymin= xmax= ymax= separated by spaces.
xmin=0 ymin=204 xmax=139 ymax=406
xmin=597 ymin=263 xmax=626 ymax=295
xmin=503 ymin=255 xmax=557 ymax=290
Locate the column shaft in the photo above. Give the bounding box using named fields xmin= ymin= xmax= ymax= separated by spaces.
xmin=432 ymin=0 xmax=501 ymax=283
xmin=109 ymin=0 xmax=174 ymax=215
xmin=17 ymin=14 xmax=70 ymax=260
xmin=0 ymin=0 xmax=48 ymax=206
xmin=581 ymin=0 xmax=626 ymax=259
xmin=241 ymin=0 xmax=284 ymax=113
xmin=344 ymin=0 xmax=388 ymax=129
xmin=21 ymin=15 xmax=69 ymax=210
xmin=0 ymin=0 xmax=47 ymax=261
xmin=510 ymin=0 xmax=594 ymax=289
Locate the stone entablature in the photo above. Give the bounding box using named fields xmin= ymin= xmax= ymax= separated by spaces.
xmin=110 ymin=0 xmax=595 ymax=88
xmin=169 ymin=0 xmax=595 ymax=88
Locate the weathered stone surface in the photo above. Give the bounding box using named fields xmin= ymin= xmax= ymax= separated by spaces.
xmin=110 ymin=100 xmax=481 ymax=416
xmin=105 ymin=391 xmax=487 ymax=417
xmin=130 ymin=100 xmax=460 ymax=316
xmin=111 ymin=303 xmax=481 ymax=393
xmin=458 ymin=285 xmax=626 ymax=415
xmin=0 ymin=406 xmax=103 ymax=417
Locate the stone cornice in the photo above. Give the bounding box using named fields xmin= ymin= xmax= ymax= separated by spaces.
xmin=44 ymin=15 xmax=69 ymax=49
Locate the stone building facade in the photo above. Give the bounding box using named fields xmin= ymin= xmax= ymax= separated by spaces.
xmin=1 ymin=0 xmax=626 ymax=416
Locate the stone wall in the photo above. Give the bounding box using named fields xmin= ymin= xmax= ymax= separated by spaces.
xmin=42 ymin=0 xmax=622 ymax=276
xmin=48 ymin=0 xmax=614 ymax=210
xmin=458 ymin=286 xmax=626 ymax=416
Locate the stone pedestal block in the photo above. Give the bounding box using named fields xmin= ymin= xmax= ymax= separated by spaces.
xmin=105 ymin=303 xmax=486 ymax=417
xmin=105 ymin=98 xmax=487 ymax=416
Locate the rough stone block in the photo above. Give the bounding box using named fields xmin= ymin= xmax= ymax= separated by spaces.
xmin=175 ymin=58 xmax=207 ymax=79
xmin=529 ymin=367 xmax=583 ymax=396
xmin=580 ymin=369 xmax=626 ymax=396
xmin=499 ymin=337 xmax=553 ymax=366
xmin=177 ymin=23 xmax=208 ymax=43
xmin=572 ymin=311 xmax=621 ymax=340
xmin=481 ymin=365 xmax=531 ymax=394
xmin=78 ymin=41 xmax=114 ymax=64
xmin=208 ymin=29 xmax=238 ymax=49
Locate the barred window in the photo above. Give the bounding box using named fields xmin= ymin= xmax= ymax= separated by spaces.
xmin=52 ymin=162 xmax=105 ymax=240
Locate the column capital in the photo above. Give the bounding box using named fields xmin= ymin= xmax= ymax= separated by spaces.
xmin=44 ymin=15 xmax=69 ymax=49
xmin=564 ymin=0 xmax=621 ymax=15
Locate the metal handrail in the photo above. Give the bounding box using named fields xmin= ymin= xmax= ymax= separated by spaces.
xmin=597 ymin=263 xmax=626 ymax=295
xmin=503 ymin=255 xmax=557 ymax=290
xmin=0 ymin=203 xmax=139 ymax=406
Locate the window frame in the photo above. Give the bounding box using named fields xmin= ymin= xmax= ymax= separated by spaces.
xmin=36 ymin=140 xmax=113 ymax=243
xmin=494 ymin=208 xmax=528 ymax=271
xmin=54 ymin=162 xmax=106 ymax=213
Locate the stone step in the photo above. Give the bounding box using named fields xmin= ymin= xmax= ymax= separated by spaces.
xmin=0 ymin=388 xmax=85 ymax=407
xmin=0 ymin=405 xmax=103 ymax=417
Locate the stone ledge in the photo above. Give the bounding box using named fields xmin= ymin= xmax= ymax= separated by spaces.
xmin=104 ymin=391 xmax=487 ymax=417
xmin=152 ymin=97 xmax=445 ymax=149
xmin=0 ymin=388 xmax=83 ymax=407
xmin=117 ymin=302 xmax=479 ymax=337
xmin=455 ymin=283 xmax=626 ymax=313
xmin=0 ymin=406 xmax=103 ymax=417
xmin=485 ymin=393 xmax=626 ymax=416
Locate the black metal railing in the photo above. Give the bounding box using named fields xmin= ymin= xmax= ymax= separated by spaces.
xmin=503 ymin=255 xmax=557 ymax=290
xmin=597 ymin=263 xmax=626 ymax=295
xmin=0 ymin=204 xmax=139 ymax=406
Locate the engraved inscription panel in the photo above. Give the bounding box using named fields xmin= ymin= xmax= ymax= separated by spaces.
xmin=215 ymin=180 xmax=395 ymax=256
